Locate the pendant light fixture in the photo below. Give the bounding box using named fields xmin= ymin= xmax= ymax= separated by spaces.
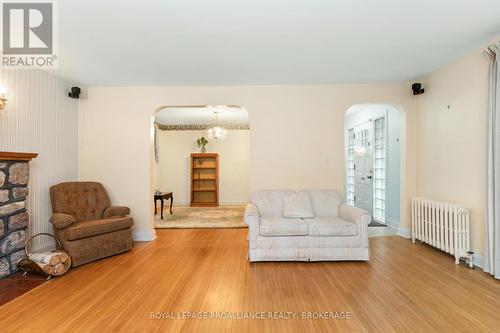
xmin=207 ymin=110 xmax=227 ymax=140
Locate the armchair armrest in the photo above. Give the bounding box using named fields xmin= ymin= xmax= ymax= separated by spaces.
xmin=244 ymin=203 xmax=260 ymax=242
xmin=50 ymin=213 xmax=76 ymax=229
xmin=102 ymin=206 xmax=130 ymax=218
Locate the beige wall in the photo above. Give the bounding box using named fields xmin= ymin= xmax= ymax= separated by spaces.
xmin=416 ymin=48 xmax=490 ymax=258
xmin=78 ymin=84 xmax=417 ymax=241
xmin=155 ymin=129 xmax=250 ymax=205
xmin=0 ymin=70 xmax=78 ymax=249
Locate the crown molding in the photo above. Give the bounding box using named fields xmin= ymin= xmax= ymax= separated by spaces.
xmin=156 ymin=124 xmax=249 ymax=131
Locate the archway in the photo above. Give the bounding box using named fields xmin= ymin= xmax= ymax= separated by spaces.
xmin=149 ymin=105 xmax=250 ymax=230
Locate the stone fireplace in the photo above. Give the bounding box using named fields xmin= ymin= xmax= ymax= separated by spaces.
xmin=0 ymin=152 xmax=38 ymax=278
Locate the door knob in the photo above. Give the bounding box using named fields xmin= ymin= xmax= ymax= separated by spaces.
xmin=367 ymin=176 xmax=372 ymax=179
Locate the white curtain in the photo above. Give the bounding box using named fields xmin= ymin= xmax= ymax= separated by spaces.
xmin=485 ymin=42 xmax=500 ymax=279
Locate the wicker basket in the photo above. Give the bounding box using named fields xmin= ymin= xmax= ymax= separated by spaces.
xmin=17 ymin=233 xmax=72 ymax=280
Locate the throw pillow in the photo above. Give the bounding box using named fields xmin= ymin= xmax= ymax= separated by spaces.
xmin=283 ymin=191 xmax=315 ymax=219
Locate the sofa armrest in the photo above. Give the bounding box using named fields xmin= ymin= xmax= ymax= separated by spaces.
xmin=244 ymin=203 xmax=260 ymax=241
xmin=102 ymin=206 xmax=131 ymax=218
xmin=339 ymin=203 xmax=371 ymax=242
xmin=50 ymin=213 xmax=76 ymax=229
xmin=244 ymin=203 xmax=260 ymax=219
xmin=339 ymin=203 xmax=370 ymax=224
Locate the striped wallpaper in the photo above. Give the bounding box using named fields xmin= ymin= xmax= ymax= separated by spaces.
xmin=0 ymin=70 xmax=78 ymax=248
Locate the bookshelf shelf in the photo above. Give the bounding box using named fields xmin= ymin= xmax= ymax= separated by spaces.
xmin=190 ymin=153 xmax=219 ymax=207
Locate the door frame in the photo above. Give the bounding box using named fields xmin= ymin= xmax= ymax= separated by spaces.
xmin=345 ymin=114 xmax=388 ymax=223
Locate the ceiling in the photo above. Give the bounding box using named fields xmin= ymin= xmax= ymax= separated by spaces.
xmin=155 ymin=106 xmax=249 ymax=126
xmin=55 ymin=0 xmax=500 ymax=86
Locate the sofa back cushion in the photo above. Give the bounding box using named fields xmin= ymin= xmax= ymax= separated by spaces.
xmin=50 ymin=182 xmax=111 ymax=222
xmin=250 ymin=190 xmax=292 ymax=217
xmin=283 ymin=191 xmax=315 ymax=219
xmin=306 ymin=190 xmax=343 ymax=217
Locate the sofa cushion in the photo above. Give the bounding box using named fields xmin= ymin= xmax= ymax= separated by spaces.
xmin=259 ymin=218 xmax=309 ymax=236
xmin=283 ymin=191 xmax=315 ymax=219
xmin=307 ymin=190 xmax=343 ymax=217
xmin=250 ymin=190 xmax=292 ymax=217
xmin=64 ymin=217 xmax=133 ymax=241
xmin=307 ymin=217 xmax=357 ymax=237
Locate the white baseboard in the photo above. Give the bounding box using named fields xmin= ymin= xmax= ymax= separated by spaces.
xmin=407 ymin=232 xmax=485 ymax=269
xmin=397 ymin=226 xmax=412 ymax=239
xmin=473 ymin=253 xmax=484 ymax=269
xmin=133 ymin=230 xmax=157 ymax=242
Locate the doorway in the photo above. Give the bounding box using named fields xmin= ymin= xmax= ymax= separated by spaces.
xmin=152 ymin=105 xmax=250 ymax=229
xmin=345 ymin=104 xmax=401 ymax=229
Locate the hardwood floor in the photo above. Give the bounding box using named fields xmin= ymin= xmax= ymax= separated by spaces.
xmin=1 ymin=229 xmax=499 ymax=332
xmin=0 ymin=272 xmax=46 ymax=306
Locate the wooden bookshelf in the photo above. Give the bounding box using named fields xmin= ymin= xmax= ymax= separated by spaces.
xmin=190 ymin=153 xmax=218 ymax=207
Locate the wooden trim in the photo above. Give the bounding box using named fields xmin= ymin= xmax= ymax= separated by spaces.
xmin=0 ymin=151 xmax=38 ymax=161
xmin=215 ymin=154 xmax=219 ymax=206
xmin=190 ymin=203 xmax=219 ymax=207
xmin=191 ymin=153 xmax=219 ymax=157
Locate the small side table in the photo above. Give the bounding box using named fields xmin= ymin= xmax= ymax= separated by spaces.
xmin=154 ymin=192 xmax=173 ymax=219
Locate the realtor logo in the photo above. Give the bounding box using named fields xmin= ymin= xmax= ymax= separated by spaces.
xmin=1 ymin=0 xmax=57 ymax=67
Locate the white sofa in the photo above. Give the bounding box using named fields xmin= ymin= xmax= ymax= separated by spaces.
xmin=244 ymin=189 xmax=370 ymax=262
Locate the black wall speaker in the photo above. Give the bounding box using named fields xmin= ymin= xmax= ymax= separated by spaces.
xmin=68 ymin=87 xmax=81 ymax=99
xmin=412 ymin=83 xmax=424 ymax=95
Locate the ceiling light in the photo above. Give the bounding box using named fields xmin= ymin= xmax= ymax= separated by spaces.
xmin=208 ymin=111 xmax=226 ymax=140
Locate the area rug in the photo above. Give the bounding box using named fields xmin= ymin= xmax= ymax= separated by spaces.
xmin=368 ymin=220 xmax=387 ymax=227
xmin=368 ymin=226 xmax=398 ymax=237
xmin=154 ymin=205 xmax=247 ymax=229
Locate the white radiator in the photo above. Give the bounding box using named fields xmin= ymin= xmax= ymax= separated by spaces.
xmin=411 ymin=197 xmax=472 ymax=266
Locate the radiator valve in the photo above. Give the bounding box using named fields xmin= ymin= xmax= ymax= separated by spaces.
xmin=465 ymin=251 xmax=474 ymax=269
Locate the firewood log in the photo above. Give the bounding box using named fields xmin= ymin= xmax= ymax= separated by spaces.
xmin=29 ymin=252 xmax=60 ymax=266
xmin=54 ymin=263 xmax=65 ymax=274
xmin=37 ymin=263 xmax=55 ymax=275
xmin=53 ymin=255 xmax=61 ymax=265
xmin=58 ymin=252 xmax=69 ymax=263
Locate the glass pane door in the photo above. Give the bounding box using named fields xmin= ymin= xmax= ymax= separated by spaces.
xmin=346 ymin=128 xmax=355 ymax=205
xmin=373 ymin=117 xmax=386 ymax=222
